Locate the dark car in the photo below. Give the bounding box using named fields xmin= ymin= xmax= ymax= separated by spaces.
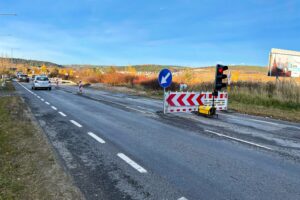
xmin=18 ymin=74 xmax=30 ymax=82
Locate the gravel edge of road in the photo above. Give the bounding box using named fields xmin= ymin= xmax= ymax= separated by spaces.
xmin=21 ymin=94 xmax=86 ymax=200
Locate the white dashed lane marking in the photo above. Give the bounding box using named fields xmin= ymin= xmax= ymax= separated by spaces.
xmin=178 ymin=197 xmax=188 ymax=200
xmin=51 ymin=106 xmax=57 ymax=110
xmin=88 ymin=132 xmax=106 ymax=144
xmin=117 ymin=153 xmax=147 ymax=173
xmin=45 ymin=102 xmax=50 ymax=105
xmin=70 ymin=120 xmax=82 ymax=128
xmin=58 ymin=111 xmax=67 ymax=117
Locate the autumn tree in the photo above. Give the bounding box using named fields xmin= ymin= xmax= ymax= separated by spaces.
xmin=49 ymin=67 xmax=59 ymax=77
xmin=68 ymin=68 xmax=74 ymax=77
xmin=41 ymin=64 xmax=48 ymax=74
xmin=32 ymin=66 xmax=40 ymax=75
xmin=107 ymin=66 xmax=117 ymax=74
xmin=126 ymin=65 xmax=137 ymax=75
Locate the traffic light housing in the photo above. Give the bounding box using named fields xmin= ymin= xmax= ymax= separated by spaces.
xmin=214 ymin=64 xmax=228 ymax=92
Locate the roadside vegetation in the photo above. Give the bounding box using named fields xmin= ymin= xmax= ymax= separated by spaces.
xmin=190 ymin=80 xmax=300 ymax=121
xmin=0 ymin=81 xmax=82 ymax=199
xmin=68 ymin=66 xmax=300 ymax=122
xmin=0 ymin=79 xmax=14 ymax=92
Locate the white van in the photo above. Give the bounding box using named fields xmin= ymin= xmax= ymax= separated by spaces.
xmin=32 ymin=76 xmax=51 ymax=90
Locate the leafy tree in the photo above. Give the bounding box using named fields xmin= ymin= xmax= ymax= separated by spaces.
xmin=127 ymin=65 xmax=137 ymax=75
xmin=41 ymin=64 xmax=47 ymax=74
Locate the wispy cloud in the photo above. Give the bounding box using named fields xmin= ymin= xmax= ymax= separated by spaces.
xmin=0 ymin=0 xmax=299 ymax=66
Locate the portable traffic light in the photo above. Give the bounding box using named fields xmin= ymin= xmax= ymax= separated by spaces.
xmin=214 ymin=64 xmax=228 ymax=93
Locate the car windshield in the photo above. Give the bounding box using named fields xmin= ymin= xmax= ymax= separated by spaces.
xmin=36 ymin=77 xmax=49 ymax=81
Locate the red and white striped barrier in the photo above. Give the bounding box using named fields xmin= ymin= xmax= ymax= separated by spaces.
xmin=166 ymin=92 xmax=205 ymax=107
xmin=201 ymin=92 xmax=228 ymax=111
xmin=164 ymin=91 xmax=228 ymax=113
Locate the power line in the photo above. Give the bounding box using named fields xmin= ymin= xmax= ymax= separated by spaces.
xmin=0 ymin=13 xmax=17 ymax=16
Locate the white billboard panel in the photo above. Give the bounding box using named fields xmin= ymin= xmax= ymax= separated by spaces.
xmin=268 ymin=48 xmax=300 ymax=77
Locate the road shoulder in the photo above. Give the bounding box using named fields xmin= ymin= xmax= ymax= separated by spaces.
xmin=0 ymin=81 xmax=84 ymax=199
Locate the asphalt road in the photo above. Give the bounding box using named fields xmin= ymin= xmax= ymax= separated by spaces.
xmin=15 ymin=82 xmax=300 ymax=200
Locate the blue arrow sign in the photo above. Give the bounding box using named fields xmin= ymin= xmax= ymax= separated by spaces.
xmin=158 ymin=69 xmax=172 ymax=88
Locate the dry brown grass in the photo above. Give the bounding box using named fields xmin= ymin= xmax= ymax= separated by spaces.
xmin=0 ymin=82 xmax=82 ymax=200
xmin=229 ymin=101 xmax=300 ymax=122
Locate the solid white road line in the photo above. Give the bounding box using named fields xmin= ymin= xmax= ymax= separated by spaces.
xmin=292 ymin=126 xmax=300 ymax=130
xmin=87 ymin=132 xmax=106 ymax=144
xmin=244 ymin=118 xmax=279 ymax=126
xmin=205 ymin=130 xmax=272 ymax=150
xmin=51 ymin=106 xmax=57 ymax=110
xmin=58 ymin=111 xmax=67 ymax=117
xmin=219 ymin=113 xmax=279 ymax=126
xmin=45 ymin=102 xmax=50 ymax=105
xmin=70 ymin=120 xmax=82 ymax=128
xmin=137 ymin=105 xmax=155 ymax=112
xmin=117 ymin=153 xmax=147 ymax=173
xmin=126 ymin=106 xmax=147 ymax=114
xmin=101 ymin=98 xmax=127 ymax=107
xmin=178 ymin=197 xmax=188 ymax=200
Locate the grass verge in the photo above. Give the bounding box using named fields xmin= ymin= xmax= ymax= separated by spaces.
xmin=0 ymin=82 xmax=82 ymax=200
xmin=229 ymin=100 xmax=300 ymax=122
xmin=0 ymin=80 xmax=15 ymax=92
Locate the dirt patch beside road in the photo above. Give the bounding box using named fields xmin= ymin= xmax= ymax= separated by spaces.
xmin=0 ymin=82 xmax=83 ymax=200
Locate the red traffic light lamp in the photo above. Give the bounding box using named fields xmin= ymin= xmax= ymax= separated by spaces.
xmin=214 ymin=64 xmax=228 ymax=92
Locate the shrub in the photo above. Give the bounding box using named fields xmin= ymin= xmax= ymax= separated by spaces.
xmin=229 ymin=80 xmax=300 ymax=110
xmin=140 ymin=78 xmax=180 ymax=91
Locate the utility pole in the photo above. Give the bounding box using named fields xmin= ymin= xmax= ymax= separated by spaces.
xmin=0 ymin=13 xmax=17 ymax=16
xmin=0 ymin=13 xmax=17 ymax=73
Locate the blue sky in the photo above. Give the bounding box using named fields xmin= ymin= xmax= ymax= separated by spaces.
xmin=0 ymin=0 xmax=300 ymax=66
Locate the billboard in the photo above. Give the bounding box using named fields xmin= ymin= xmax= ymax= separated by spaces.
xmin=268 ymin=48 xmax=300 ymax=77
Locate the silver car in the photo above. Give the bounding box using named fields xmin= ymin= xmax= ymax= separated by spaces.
xmin=32 ymin=76 xmax=51 ymax=90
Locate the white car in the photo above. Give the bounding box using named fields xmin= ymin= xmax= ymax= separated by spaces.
xmin=32 ymin=76 xmax=51 ymax=90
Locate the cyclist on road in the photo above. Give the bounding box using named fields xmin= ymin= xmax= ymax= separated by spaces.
xmin=55 ymin=78 xmax=59 ymax=88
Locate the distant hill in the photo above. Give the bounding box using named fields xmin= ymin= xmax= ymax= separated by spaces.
xmin=0 ymin=57 xmax=63 ymax=68
xmin=227 ymin=65 xmax=267 ymax=72
xmin=194 ymin=65 xmax=266 ymax=72
xmin=1 ymin=57 xmax=266 ymax=73
xmin=119 ymin=65 xmax=188 ymax=72
xmin=65 ymin=64 xmax=188 ymax=72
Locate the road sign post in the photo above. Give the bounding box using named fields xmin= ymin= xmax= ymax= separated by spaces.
xmin=163 ymin=88 xmax=166 ymax=113
xmin=158 ymin=69 xmax=172 ymax=114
